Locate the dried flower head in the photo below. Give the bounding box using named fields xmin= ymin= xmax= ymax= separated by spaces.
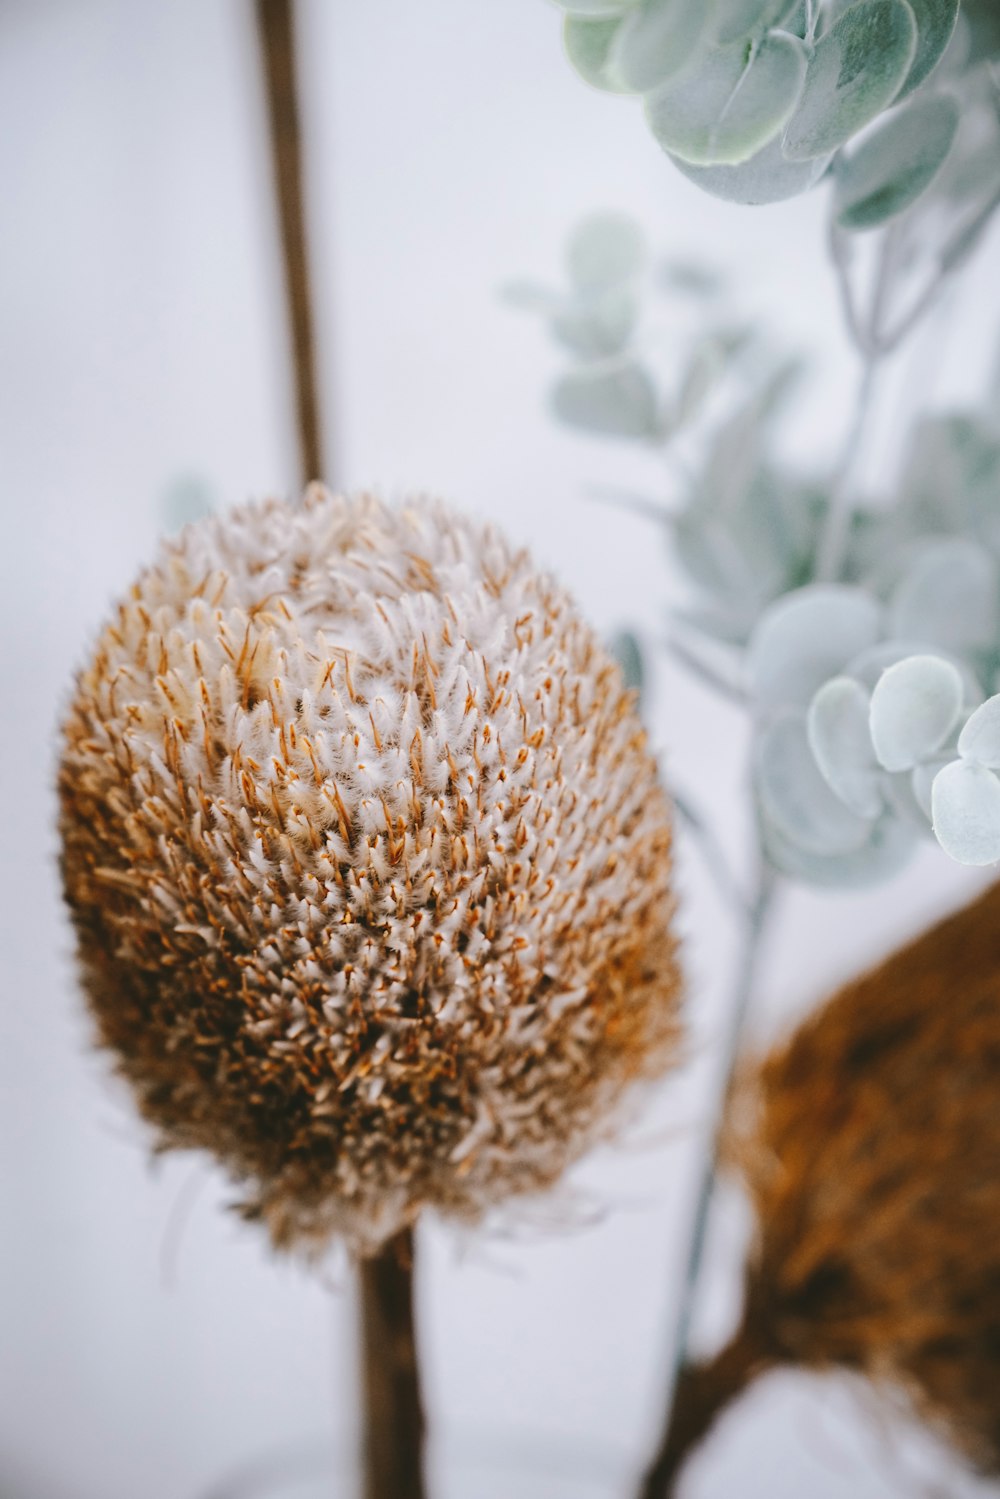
xmin=654 ymin=883 xmax=1000 ymax=1486
xmin=59 ymin=490 xmax=679 ymax=1255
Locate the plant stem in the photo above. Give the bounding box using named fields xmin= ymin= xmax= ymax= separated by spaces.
xmin=255 ymin=0 xmax=326 ymax=487
xmin=638 ymin=863 xmax=777 ymax=1499
xmin=638 ymin=1311 xmax=776 ymax=1499
xmin=359 ymin=1227 xmax=427 ymax=1499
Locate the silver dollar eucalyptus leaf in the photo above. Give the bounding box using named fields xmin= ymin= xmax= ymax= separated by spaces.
xmin=551 ymin=358 xmax=660 ymax=438
xmin=889 ymin=537 xmax=999 ymax=656
xmin=714 ymin=0 xmax=800 ymax=44
xmin=895 ymin=0 xmax=961 ymax=98
xmin=958 ymin=694 xmax=1000 ymax=768
xmin=645 ymin=32 xmax=808 ymax=167
xmin=566 ymin=212 xmax=645 ymax=291
xmin=563 ymin=16 xmax=631 ymax=92
xmin=932 ymin=759 xmax=1000 ymax=865
xmin=608 ymin=0 xmax=716 ymax=93
xmin=762 ymin=811 xmax=914 ymax=885
xmin=756 ymin=710 xmax=875 ymax=856
xmin=782 ymin=0 xmax=918 ymax=162
xmin=834 ymin=93 xmax=959 ymax=230
xmin=869 ymin=653 xmax=964 ymax=772
xmin=808 ymin=676 xmax=883 ymax=817
xmin=672 ymin=134 xmax=832 ymax=203
xmin=747 ymin=585 xmax=881 ymax=710
xmin=551 ymin=0 xmax=639 ymax=15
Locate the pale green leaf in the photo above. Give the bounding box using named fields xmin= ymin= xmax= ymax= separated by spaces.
xmin=808 ymin=676 xmax=883 ymax=817
xmin=550 ymin=359 xmax=660 ymax=438
xmin=896 ymin=0 xmax=960 ymax=98
xmin=889 ymin=537 xmax=999 ymax=656
xmin=782 ymin=0 xmax=918 ymax=162
xmin=609 ymin=0 xmax=716 ymax=93
xmin=671 ymin=133 xmax=832 ymax=202
xmin=566 ymin=212 xmax=645 ymax=290
xmin=756 ymin=710 xmax=875 ymax=855
xmin=714 ymin=0 xmax=799 ymax=44
xmin=563 ymin=16 xmax=631 ymax=93
xmin=551 ymin=0 xmax=639 ymax=15
xmin=869 ymin=654 xmax=964 ymax=771
xmin=958 ymin=694 xmax=1000 ymax=768
xmin=747 ymin=585 xmax=882 ymax=710
xmin=834 ymin=93 xmax=959 ymax=229
xmin=932 ymin=759 xmax=1000 ymax=864
xmin=645 ymin=33 xmax=808 ymax=167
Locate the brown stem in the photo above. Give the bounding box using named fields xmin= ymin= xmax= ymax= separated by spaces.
xmin=638 ymin=1317 xmax=774 ymax=1499
xmin=255 ymin=0 xmax=326 ymax=487
xmin=359 ymin=1227 xmax=427 ymax=1499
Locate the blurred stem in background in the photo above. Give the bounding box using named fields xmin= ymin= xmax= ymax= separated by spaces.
xmin=255 ymin=8 xmax=424 ymax=1499
xmin=256 ymin=0 xmax=326 ymax=487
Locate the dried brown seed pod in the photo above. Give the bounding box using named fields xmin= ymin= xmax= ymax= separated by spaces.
xmin=59 ymin=489 xmax=680 ymax=1256
xmin=646 ymin=882 xmax=1000 ymax=1492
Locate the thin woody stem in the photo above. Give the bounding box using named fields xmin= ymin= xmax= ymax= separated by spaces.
xmin=638 ymin=863 xmax=777 ymax=1499
xmin=255 ymin=0 xmax=326 ymax=487
xmin=359 ymin=1227 xmax=427 ymax=1499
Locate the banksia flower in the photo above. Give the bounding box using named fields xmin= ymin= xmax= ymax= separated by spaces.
xmin=59 ymin=489 xmax=679 ymax=1256
xmin=647 ymin=882 xmax=1000 ymax=1491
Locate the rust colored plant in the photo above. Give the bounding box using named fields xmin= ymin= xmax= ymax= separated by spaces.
xmin=643 ymin=880 xmax=1000 ymax=1495
xmin=58 ymin=489 xmax=681 ymax=1259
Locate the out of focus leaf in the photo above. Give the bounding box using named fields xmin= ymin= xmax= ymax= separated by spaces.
xmin=782 ymin=0 xmax=918 ymax=161
xmin=834 ymin=93 xmax=959 ymax=230
xmin=756 ymin=710 xmax=875 ymax=855
xmin=714 ymin=0 xmax=799 ymax=43
xmin=869 ymin=654 xmax=964 ymax=771
xmin=932 ymin=759 xmax=1000 ymax=864
xmin=566 ymin=212 xmax=645 ymax=290
xmin=747 ymin=585 xmax=882 ymax=710
xmin=551 ymin=287 xmax=638 ymax=356
xmin=672 ymin=134 xmax=832 ymax=203
xmin=551 ymin=0 xmax=638 ymax=15
xmin=808 ymin=676 xmax=882 ymax=817
xmin=762 ymin=806 xmax=914 ymax=885
xmin=895 ymin=0 xmax=960 ymax=98
xmin=609 ymin=0 xmax=716 ymax=94
xmin=563 ymin=16 xmax=631 ymax=92
xmin=888 ymin=537 xmax=999 ymax=656
xmin=550 ymin=359 xmax=660 ymax=438
xmin=645 ymin=33 xmax=807 ymax=167
xmin=610 ymin=628 xmax=645 ymax=694
xmin=958 ymin=694 xmax=1000 ymax=767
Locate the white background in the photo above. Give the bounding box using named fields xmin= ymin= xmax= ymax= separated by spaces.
xmin=1 ymin=3 xmax=998 ymax=1497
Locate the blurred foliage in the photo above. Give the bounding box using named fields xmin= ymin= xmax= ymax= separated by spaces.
xmin=548 ymin=0 xmax=1000 ymax=230
xmin=509 ymin=210 xmax=1000 ymax=881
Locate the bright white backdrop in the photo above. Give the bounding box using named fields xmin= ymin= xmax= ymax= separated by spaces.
xmin=1 ymin=3 xmax=998 ymax=1497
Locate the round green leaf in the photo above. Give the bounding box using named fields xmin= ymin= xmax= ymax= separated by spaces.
xmin=834 ymin=93 xmax=959 ymax=230
xmin=756 ymin=710 xmax=875 ymax=856
xmin=672 ymin=134 xmax=832 ymax=202
xmin=645 ymin=32 xmax=808 ymax=167
xmin=566 ymin=212 xmax=645 ymax=290
xmin=869 ymin=653 xmax=964 ymax=772
xmin=563 ymin=16 xmax=632 ymax=92
xmin=896 ymin=0 xmax=960 ymax=98
xmin=714 ymin=0 xmax=799 ymax=44
xmin=932 ymin=759 xmax=1000 ymax=865
xmin=889 ymin=537 xmax=999 ymax=656
xmin=550 ymin=359 xmax=660 ymax=439
xmin=608 ymin=0 xmax=716 ymax=94
xmin=747 ymin=585 xmax=882 ymax=710
xmin=762 ymin=809 xmax=913 ymax=885
xmin=808 ymin=676 xmax=882 ymax=817
xmin=782 ymin=0 xmax=918 ymax=162
xmin=551 ymin=0 xmax=639 ymax=15
xmin=958 ymin=694 xmax=1000 ymax=768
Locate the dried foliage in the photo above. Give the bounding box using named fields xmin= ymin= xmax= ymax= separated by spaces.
xmin=736 ymin=879 xmax=1000 ymax=1467
xmin=58 ymin=489 xmax=680 ymax=1256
